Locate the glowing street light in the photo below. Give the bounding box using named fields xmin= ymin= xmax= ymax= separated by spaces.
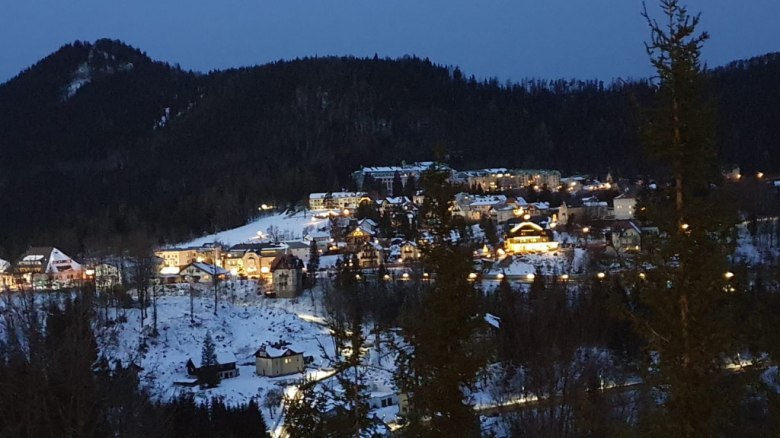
xmin=401 ymin=272 xmax=410 ymax=280
xmin=724 ymin=272 xmax=735 ymax=280
xmin=468 ymin=273 xmax=478 ymax=281
xmin=526 ymin=273 xmax=535 ymax=281
xmin=757 ymin=171 xmax=765 ymax=179
xmin=560 ymin=274 xmax=569 ymax=281
xmin=383 ymin=274 xmax=391 ymax=281
xmin=639 ymin=272 xmax=646 ymax=280
xmin=496 ymin=273 xmax=505 ymax=280
xmin=597 ymin=272 xmax=606 ymax=280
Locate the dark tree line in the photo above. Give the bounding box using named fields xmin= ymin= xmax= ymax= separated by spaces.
xmin=2 ymin=39 xmax=780 ymax=261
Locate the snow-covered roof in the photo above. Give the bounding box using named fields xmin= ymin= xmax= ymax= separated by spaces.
xmin=0 ymin=258 xmax=9 ymax=273
xmin=484 ymin=313 xmax=501 ymax=329
xmin=309 ymin=192 xmax=367 ymax=200
xmin=255 ymin=345 xmax=302 ymax=359
xmin=186 ymin=262 xmax=229 ymax=276
xmin=188 ymin=351 xmax=238 ymax=368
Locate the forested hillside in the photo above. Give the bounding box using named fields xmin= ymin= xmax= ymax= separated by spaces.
xmin=0 ymin=39 xmax=778 ymax=258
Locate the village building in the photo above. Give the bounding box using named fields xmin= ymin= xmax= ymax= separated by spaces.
xmin=282 ymin=241 xmax=311 ymax=261
xmin=221 ymin=243 xmax=286 ymax=279
xmin=0 ymin=258 xmax=13 ymax=289
xmin=368 ymin=384 xmax=399 ymax=409
xmin=186 ymin=351 xmax=239 ymax=380
xmin=255 ymin=343 xmax=305 ymax=377
xmin=89 ymin=259 xmax=132 ymax=288
xmin=345 ymin=220 xmax=377 ymax=252
xmin=14 ymin=247 xmax=83 ymax=288
xmin=352 ymin=162 xmax=444 ymax=195
xmin=270 ymin=254 xmax=304 ymax=298
xmin=357 ymin=241 xmax=384 ymax=268
xmin=611 ymin=220 xmax=643 ymax=253
xmin=504 ymin=221 xmax=560 ymax=254
xmin=308 ymin=192 xmax=369 ymax=211
xmin=155 ymin=248 xmax=198 ymax=272
xmin=399 ymin=241 xmax=421 ymax=262
xmin=179 ymin=262 xmax=229 ymax=283
xmin=613 ymin=193 xmax=637 ymax=220
xmin=454 ymin=168 xmax=561 ymax=191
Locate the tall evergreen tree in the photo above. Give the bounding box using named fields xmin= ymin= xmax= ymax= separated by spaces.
xmin=627 ymin=2 xmax=746 ymax=435
xmin=199 ymin=331 xmax=220 ymax=388
xmin=394 ymin=166 xmax=484 ymax=436
xmin=392 ymin=170 xmax=404 ymax=197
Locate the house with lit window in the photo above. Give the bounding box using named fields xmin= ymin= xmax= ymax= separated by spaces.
xmin=255 ymin=343 xmax=305 ymax=377
xmin=613 ymin=193 xmax=637 ymax=220
xmin=14 ymin=247 xmax=83 ymax=288
xmin=179 ymin=262 xmax=229 ymax=283
xmin=0 ymin=258 xmax=13 ymax=289
xmin=270 ymin=254 xmax=304 ymax=298
xmin=504 ymin=222 xmax=559 ymax=254
xmin=611 ymin=220 xmax=642 ymax=253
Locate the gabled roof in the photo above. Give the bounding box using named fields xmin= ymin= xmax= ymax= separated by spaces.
xmin=188 ymin=351 xmax=237 ymax=368
xmin=255 ymin=344 xmax=302 ymax=359
xmin=270 ymin=254 xmax=304 ymax=271
xmin=612 ymin=220 xmax=641 ymax=234
xmin=508 ymin=221 xmax=544 ymax=234
xmin=182 ymin=262 xmax=229 ymax=276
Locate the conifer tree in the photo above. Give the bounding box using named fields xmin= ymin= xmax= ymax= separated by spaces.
xmin=394 ymin=166 xmax=484 ymax=436
xmin=307 ymin=239 xmax=320 ymax=287
xmin=627 ymin=1 xmax=746 ymax=435
xmin=199 ymin=331 xmax=220 ymax=388
xmin=392 ymin=170 xmax=404 ymax=197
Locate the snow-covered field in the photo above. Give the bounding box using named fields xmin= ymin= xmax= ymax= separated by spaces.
xmin=97 ymin=281 xmax=340 ymax=424
xmin=183 ymin=211 xmax=328 ymax=247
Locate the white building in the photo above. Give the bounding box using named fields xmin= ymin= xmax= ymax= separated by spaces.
xmin=308 ymin=192 xmax=369 ymax=211
xmin=352 ymin=162 xmax=446 ymax=195
xmin=613 ymin=193 xmax=637 ymax=220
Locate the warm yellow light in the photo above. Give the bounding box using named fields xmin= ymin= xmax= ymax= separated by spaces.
xmin=526 ymin=273 xmax=535 ymax=281
xmin=468 ymin=273 xmax=478 ymax=280
xmin=423 ymin=272 xmax=429 ymax=278
xmin=497 ymin=273 xmax=505 ymax=280
xmin=597 ymin=272 xmax=606 ymax=279
xmin=724 ymin=272 xmax=734 ymax=280
xmin=680 ymin=223 xmax=690 ymax=231
xmin=523 ymin=214 xmax=531 ymax=220
xmin=85 ymin=269 xmax=95 ymax=276
xmin=230 ymin=268 xmax=238 ymax=276
xmin=401 ymin=272 xmax=410 ymax=280
xmin=757 ymin=172 xmax=764 ymax=179
xmin=639 ymin=272 xmax=646 ymax=280
xmin=383 ymin=274 xmax=391 ymax=281
xmin=355 ymin=274 xmax=361 ymax=280
xmin=260 ymin=266 xmax=270 ymax=274
xmin=560 ymin=274 xmax=569 ymax=281
xmin=582 ymin=227 xmax=590 ymax=233
xmin=343 ymin=209 xmax=350 ymax=216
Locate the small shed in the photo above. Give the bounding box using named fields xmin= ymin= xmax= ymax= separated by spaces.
xmin=186 ymin=351 xmax=239 ymax=380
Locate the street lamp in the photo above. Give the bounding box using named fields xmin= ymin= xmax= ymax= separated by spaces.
xmin=597 ymin=272 xmax=606 ymax=280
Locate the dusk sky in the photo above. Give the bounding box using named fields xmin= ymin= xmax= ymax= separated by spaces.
xmin=1 ymin=0 xmax=778 ymax=84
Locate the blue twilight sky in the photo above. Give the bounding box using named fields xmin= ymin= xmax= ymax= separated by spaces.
xmin=1 ymin=0 xmax=778 ymax=84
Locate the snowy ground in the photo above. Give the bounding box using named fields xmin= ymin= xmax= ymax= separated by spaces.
xmin=96 ymin=281 xmax=340 ymax=425
xmin=96 ymin=280 xmax=402 ymax=432
xmin=183 ymin=211 xmax=328 ymax=247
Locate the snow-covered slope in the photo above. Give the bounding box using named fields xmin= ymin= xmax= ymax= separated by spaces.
xmin=99 ymin=281 xmax=336 ymax=409
xmin=183 ymin=211 xmax=327 ymax=247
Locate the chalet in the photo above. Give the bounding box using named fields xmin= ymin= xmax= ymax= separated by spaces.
xmin=345 ymin=221 xmax=376 ymax=252
xmin=270 ymin=254 xmax=304 ymax=298
xmin=15 ymin=247 xmax=83 ymax=287
xmin=357 ymin=242 xmax=384 ymax=268
xmin=179 ymin=262 xmax=229 ymax=283
xmin=186 ymin=351 xmax=239 ymax=380
xmin=611 ymin=220 xmax=642 ymax=253
xmin=399 ymin=241 xmax=421 ymax=262
xmin=90 ymin=260 xmax=131 ymax=288
xmin=504 ymin=221 xmax=559 ymax=254
xmin=255 ymin=343 xmax=305 ymax=377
